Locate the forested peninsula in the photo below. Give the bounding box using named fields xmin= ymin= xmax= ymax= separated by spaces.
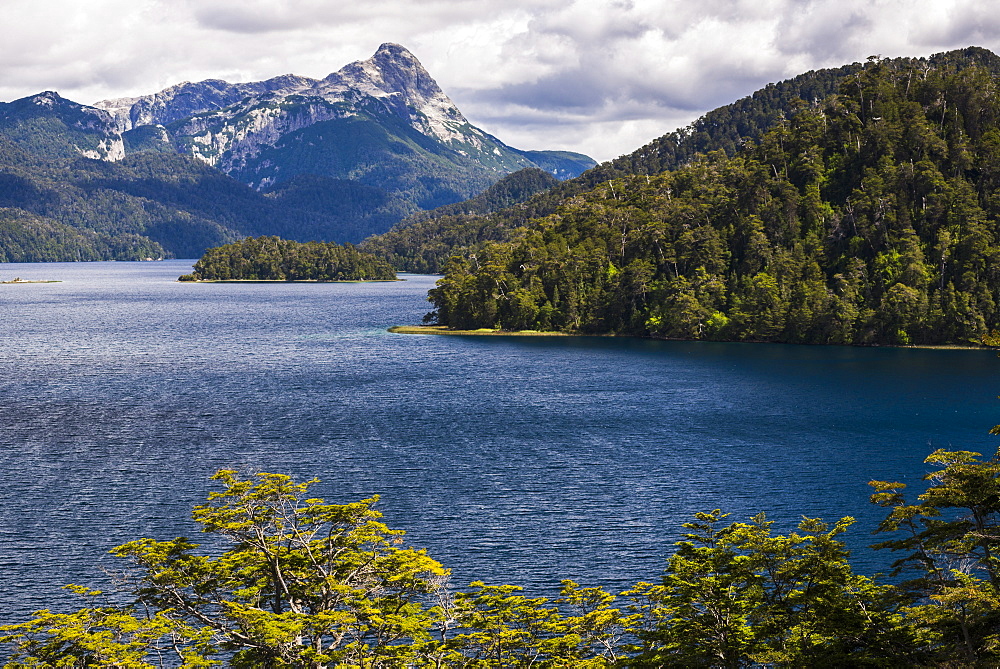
xmin=424 ymin=51 xmax=1000 ymax=347
xmin=180 ymin=236 xmax=396 ymax=282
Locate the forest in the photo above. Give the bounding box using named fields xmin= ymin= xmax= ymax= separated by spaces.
xmin=424 ymin=53 xmax=1000 ymax=346
xmin=3 ymin=446 xmax=1000 ymax=667
xmin=181 ymin=236 xmax=397 ymax=282
xmin=361 ymin=167 xmax=561 ymax=273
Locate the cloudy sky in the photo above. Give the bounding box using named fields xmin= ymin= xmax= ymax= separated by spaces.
xmin=2 ymin=0 xmax=1000 ymax=162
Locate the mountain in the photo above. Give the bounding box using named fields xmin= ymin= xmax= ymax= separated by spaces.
xmin=0 ymin=44 xmax=594 ymax=261
xmin=425 ymin=48 xmax=1000 ymax=347
xmin=0 ymin=91 xmax=125 ymax=162
xmin=0 ymin=96 xmax=367 ymax=260
xmin=93 ymin=43 xmax=594 ymax=239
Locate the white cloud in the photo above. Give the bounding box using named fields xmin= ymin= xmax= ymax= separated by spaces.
xmin=2 ymin=0 xmax=1000 ymax=162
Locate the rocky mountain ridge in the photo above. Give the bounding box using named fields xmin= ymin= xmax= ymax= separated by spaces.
xmin=0 ymin=90 xmax=126 ymax=161
xmin=92 ymin=43 xmax=591 ymax=190
xmin=95 ymin=44 xmax=466 ymax=143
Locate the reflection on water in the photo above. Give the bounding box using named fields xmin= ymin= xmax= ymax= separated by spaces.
xmin=0 ymin=260 xmax=998 ymax=624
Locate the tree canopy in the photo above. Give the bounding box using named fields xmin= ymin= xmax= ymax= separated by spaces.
xmin=8 ymin=446 xmax=1000 ymax=666
xmin=425 ymin=55 xmax=1000 ymax=346
xmin=181 ymin=236 xmax=397 ymax=282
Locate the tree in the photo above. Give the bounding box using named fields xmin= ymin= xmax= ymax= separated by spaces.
xmin=1 ymin=470 xmax=447 ymax=667
xmin=871 ymin=448 xmax=1000 ymax=664
xmin=623 ymin=510 xmax=915 ymax=667
xmin=11 ymin=452 xmax=1000 ymax=666
xmin=187 ymin=237 xmax=397 ymax=282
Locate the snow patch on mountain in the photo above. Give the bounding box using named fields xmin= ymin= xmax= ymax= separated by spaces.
xmin=175 ymin=97 xmax=352 ymax=171
xmin=94 ymin=43 xmax=476 ymax=151
xmin=320 ymin=43 xmax=471 ymax=146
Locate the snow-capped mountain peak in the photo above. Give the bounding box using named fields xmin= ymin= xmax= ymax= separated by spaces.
xmin=81 ymin=43 xmax=592 ymax=196
xmin=94 ymin=44 xmax=467 ymax=144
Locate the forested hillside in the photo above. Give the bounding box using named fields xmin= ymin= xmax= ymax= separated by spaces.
xmin=361 ymin=167 xmax=559 ymax=272
xmin=382 ymin=47 xmax=1000 ymax=276
xmin=428 ymin=52 xmax=1000 ymax=346
xmin=0 ymin=135 xmax=380 ymax=260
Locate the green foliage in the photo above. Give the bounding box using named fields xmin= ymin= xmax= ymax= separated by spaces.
xmin=624 ymin=511 xmax=916 ymax=667
xmin=2 ymin=471 xmax=446 ymax=666
xmin=10 ymin=450 xmax=1000 ymax=666
xmin=362 ymin=168 xmax=561 ymax=273
xmin=427 ymin=53 xmax=1000 ymax=345
xmin=871 ymin=448 xmax=1000 ymax=664
xmin=0 ymin=587 xmax=185 ymax=668
xmin=188 ymin=236 xmax=397 ymax=281
xmin=0 ymin=208 xmax=164 ymax=262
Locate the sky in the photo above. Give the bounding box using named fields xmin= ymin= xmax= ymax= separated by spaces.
xmin=3 ymin=0 xmax=1000 ymax=163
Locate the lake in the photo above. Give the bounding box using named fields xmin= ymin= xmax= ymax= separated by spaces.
xmin=1 ymin=259 xmax=998 ymax=625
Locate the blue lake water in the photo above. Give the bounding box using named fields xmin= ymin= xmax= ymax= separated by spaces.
xmin=1 ymin=259 xmax=998 ymax=625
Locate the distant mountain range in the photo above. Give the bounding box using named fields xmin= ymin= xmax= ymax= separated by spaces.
xmin=0 ymin=44 xmax=595 ymax=261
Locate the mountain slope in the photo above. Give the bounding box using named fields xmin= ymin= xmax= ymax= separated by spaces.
xmin=0 ymin=118 xmax=367 ymax=259
xmin=0 ymin=91 xmax=125 ymax=162
xmin=361 ymin=167 xmax=560 ymax=273
xmin=0 ymin=44 xmax=595 ymax=260
xmin=93 ymin=43 xmax=595 ymax=240
xmin=383 ymin=47 xmax=1000 ymax=274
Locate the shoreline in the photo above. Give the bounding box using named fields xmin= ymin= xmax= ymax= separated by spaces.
xmin=1 ymin=279 xmax=61 ymax=284
xmin=181 ymin=278 xmax=403 ymax=284
xmin=387 ymin=325 xmax=593 ymax=337
xmin=387 ymin=325 xmax=993 ymax=350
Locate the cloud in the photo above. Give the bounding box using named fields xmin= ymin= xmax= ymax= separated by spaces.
xmin=3 ymin=0 xmax=1000 ymax=162
xmin=447 ymin=0 xmax=1000 ymax=159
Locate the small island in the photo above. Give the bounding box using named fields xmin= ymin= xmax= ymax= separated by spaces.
xmin=179 ymin=236 xmax=397 ymax=282
xmin=1 ymin=277 xmax=60 ymax=284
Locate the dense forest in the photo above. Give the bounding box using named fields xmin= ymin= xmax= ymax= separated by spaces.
xmin=425 ymin=52 xmax=1000 ymax=346
xmin=0 ymin=142 xmax=371 ymax=261
xmin=0 ymin=207 xmax=162 ymax=262
xmin=181 ymin=236 xmax=396 ymax=281
xmin=358 ymin=62 xmax=862 ymax=275
xmin=5 ymin=446 xmax=1000 ymax=666
xmin=361 ymin=167 xmax=560 ymax=273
